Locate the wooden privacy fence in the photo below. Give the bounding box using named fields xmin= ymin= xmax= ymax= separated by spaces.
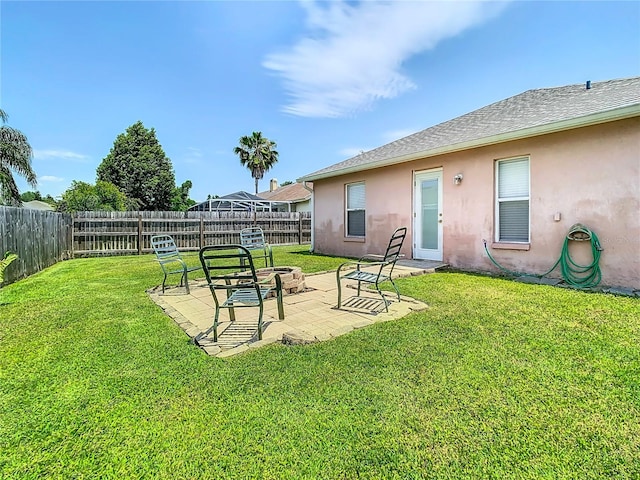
xmin=73 ymin=211 xmax=312 ymax=256
xmin=0 ymin=206 xmax=73 ymax=286
xmin=1 ymin=209 xmax=311 ymax=284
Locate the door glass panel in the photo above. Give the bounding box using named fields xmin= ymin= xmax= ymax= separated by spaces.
xmin=421 ymin=179 xmax=438 ymax=249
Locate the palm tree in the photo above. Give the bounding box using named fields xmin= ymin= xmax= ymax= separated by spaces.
xmin=0 ymin=252 xmax=18 ymax=285
xmin=233 ymin=132 xmax=279 ymax=195
xmin=0 ymin=109 xmax=36 ymax=206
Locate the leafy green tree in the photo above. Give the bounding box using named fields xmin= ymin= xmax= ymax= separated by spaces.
xmin=58 ymin=180 xmax=128 ymax=212
xmin=171 ymin=180 xmax=196 ymax=211
xmin=22 ymin=191 xmax=57 ymax=207
xmin=280 ymin=180 xmax=293 ymax=186
xmin=234 ymin=132 xmax=279 ymax=194
xmin=97 ymin=121 xmax=175 ymax=210
xmin=42 ymin=194 xmax=58 ymax=207
xmin=20 ymin=190 xmax=42 ymax=202
xmin=0 ymin=109 xmax=37 ymax=206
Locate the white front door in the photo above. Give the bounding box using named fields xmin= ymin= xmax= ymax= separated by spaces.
xmin=414 ymin=169 xmax=443 ymax=261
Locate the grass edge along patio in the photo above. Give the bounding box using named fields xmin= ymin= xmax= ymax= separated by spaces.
xmin=1 ymin=245 xmax=638 ymax=478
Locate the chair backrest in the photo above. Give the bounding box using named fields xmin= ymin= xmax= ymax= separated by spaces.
xmin=199 ymin=244 xmax=258 ymax=289
xmin=151 ymin=235 xmax=182 ymax=263
xmin=240 ymin=227 xmax=268 ymax=249
xmin=383 ymin=227 xmax=407 ymax=264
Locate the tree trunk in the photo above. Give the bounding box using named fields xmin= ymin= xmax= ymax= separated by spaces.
xmin=253 ymin=178 xmax=258 ymax=225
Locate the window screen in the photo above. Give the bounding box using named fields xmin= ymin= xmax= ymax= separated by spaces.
xmin=346 ymin=182 xmax=365 ymax=237
xmin=497 ymin=157 xmax=529 ymax=242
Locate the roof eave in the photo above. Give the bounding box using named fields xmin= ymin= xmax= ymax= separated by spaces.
xmin=299 ymin=103 xmax=640 ymax=182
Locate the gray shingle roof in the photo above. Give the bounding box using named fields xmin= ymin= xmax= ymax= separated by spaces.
xmin=300 ymin=77 xmax=640 ymax=181
xmin=258 ymin=182 xmax=312 ymax=202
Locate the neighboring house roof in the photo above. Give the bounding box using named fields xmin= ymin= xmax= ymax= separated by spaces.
xmin=22 ymin=200 xmax=55 ymax=211
xmin=221 ymin=191 xmax=264 ymax=201
xmin=188 ymin=190 xmax=293 ymax=212
xmin=258 ymin=182 xmax=312 ymax=203
xmin=299 ymin=77 xmax=640 ymax=182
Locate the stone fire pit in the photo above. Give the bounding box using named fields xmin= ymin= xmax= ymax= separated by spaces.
xmin=255 ymin=266 xmax=306 ymax=296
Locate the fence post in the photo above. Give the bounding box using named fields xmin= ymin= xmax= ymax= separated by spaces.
xmin=137 ymin=214 xmax=143 ymax=255
xmin=200 ymin=217 xmax=204 ymax=248
xmin=70 ymin=214 xmax=75 ymax=258
xmin=298 ymin=213 xmax=302 ymax=245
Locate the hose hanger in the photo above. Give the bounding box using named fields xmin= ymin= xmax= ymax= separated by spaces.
xmin=567 ymin=223 xmax=592 ymax=242
xmin=483 ymin=223 xmax=603 ymax=289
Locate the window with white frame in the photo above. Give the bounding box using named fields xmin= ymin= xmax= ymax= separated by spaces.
xmin=346 ymin=182 xmax=365 ymax=237
xmin=496 ymin=157 xmax=530 ymax=243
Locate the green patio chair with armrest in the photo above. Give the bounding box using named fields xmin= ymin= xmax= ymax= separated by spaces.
xmin=239 ymin=226 xmax=274 ymax=268
xmin=150 ymin=234 xmax=201 ymax=294
xmin=198 ymin=244 xmax=284 ymax=343
xmin=336 ymin=227 xmax=407 ymax=312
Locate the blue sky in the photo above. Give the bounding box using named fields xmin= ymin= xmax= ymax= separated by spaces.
xmin=2 ymin=1 xmax=639 ymax=202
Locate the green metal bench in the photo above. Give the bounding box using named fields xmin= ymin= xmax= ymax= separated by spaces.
xmin=150 ymin=234 xmax=201 ymax=294
xmin=336 ymin=227 xmax=407 ymax=312
xmin=198 ymin=244 xmax=284 ymax=343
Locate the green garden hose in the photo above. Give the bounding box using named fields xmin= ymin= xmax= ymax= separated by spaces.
xmin=483 ymin=223 xmax=603 ymax=289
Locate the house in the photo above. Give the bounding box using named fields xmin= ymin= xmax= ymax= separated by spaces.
xmin=298 ymin=77 xmax=640 ymax=290
xmin=22 ymin=200 xmax=55 ymax=211
xmin=258 ymin=179 xmax=313 ymax=213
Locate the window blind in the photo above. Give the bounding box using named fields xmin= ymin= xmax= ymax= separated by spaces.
xmin=346 ymin=183 xmax=365 ymax=236
xmin=347 ymin=183 xmax=365 ymax=209
xmin=498 ymin=157 xmax=529 ymax=198
xmin=347 ymin=211 xmax=365 ymax=237
xmin=499 ymin=200 xmax=529 ymax=242
xmin=497 ymin=157 xmax=530 ymax=243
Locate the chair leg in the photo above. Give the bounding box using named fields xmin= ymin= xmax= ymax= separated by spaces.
xmin=162 ymin=273 xmax=168 ymax=294
xmin=275 ymin=275 xmax=284 ymax=320
xmin=336 ymin=270 xmax=342 ymax=308
xmin=180 ymin=261 xmax=190 ymax=294
xmin=224 ymin=283 xmax=236 ymax=321
xmin=390 ymin=278 xmax=401 ymax=301
xmin=379 ymin=289 xmax=389 ymax=312
xmin=258 ymin=303 xmax=264 ymax=340
xmin=182 ymin=266 xmax=190 ymax=294
xmin=276 ymin=295 xmax=284 ymax=320
xmin=213 ymin=308 xmax=220 ymax=342
xmin=375 ymin=282 xmax=389 ymax=312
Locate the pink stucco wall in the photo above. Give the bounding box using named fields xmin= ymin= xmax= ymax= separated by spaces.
xmin=313 ymin=118 xmax=640 ymax=289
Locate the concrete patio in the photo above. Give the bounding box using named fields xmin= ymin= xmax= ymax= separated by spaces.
xmin=148 ymin=260 xmax=442 ymax=358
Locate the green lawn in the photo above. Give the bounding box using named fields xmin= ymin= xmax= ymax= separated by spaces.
xmin=1 ymin=246 xmax=638 ymax=478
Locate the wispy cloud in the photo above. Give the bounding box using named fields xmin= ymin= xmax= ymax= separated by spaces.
xmin=264 ymin=0 xmax=508 ymax=118
xmin=179 ymin=147 xmax=205 ymax=165
xmin=338 ymin=147 xmax=370 ymax=158
xmin=382 ymin=128 xmax=419 ymax=143
xmin=33 ymin=149 xmax=89 ymax=161
xmin=39 ymin=175 xmax=65 ymax=182
xmin=338 ymin=128 xmax=418 ymax=159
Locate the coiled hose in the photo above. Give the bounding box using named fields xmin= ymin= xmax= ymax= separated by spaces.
xmin=483 ymin=223 xmax=603 ymax=289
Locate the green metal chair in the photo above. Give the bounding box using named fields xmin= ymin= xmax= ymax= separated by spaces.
xmin=150 ymin=234 xmax=201 ymax=294
xmin=199 ymin=244 xmax=284 ymax=343
xmin=336 ymin=227 xmax=407 ymax=312
xmin=239 ymin=227 xmax=274 ymax=268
